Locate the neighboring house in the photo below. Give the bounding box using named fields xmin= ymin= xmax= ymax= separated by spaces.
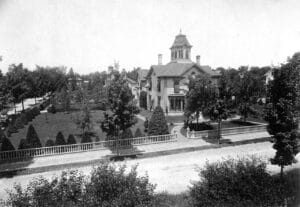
xmin=146 ymin=32 xmax=220 ymax=113
xmin=137 ymin=69 xmax=149 ymax=92
xmin=126 ymin=76 xmax=139 ymax=104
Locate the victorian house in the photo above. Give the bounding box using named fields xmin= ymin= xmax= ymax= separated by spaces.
xmin=146 ymin=32 xmax=220 ymax=113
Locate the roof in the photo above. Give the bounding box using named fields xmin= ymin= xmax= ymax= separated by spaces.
xmin=137 ymin=69 xmax=149 ymax=80
xmin=170 ymin=34 xmax=192 ymax=49
xmin=126 ymin=77 xmax=138 ymax=84
xmin=149 ymin=62 xmax=220 ymax=78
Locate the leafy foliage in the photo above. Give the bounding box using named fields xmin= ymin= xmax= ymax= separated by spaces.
xmin=101 ymin=72 xmax=139 ymax=140
xmin=139 ymin=91 xmax=147 ymax=109
xmin=148 ymin=106 xmax=169 ymax=136
xmin=264 ymin=56 xmax=300 ymax=176
xmin=189 ymin=157 xmax=288 ymax=207
xmin=25 ymin=124 xmax=42 ymax=148
xmin=80 ymin=132 xmax=92 ymax=143
xmin=121 ymin=128 xmax=133 ymax=139
xmin=185 ymin=74 xmax=218 ymax=123
xmin=5 ymin=163 xmax=157 ymax=207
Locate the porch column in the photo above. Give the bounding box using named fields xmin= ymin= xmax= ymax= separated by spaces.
xmin=180 ymin=99 xmax=183 ymax=111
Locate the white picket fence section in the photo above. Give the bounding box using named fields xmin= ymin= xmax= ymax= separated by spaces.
xmin=0 ymin=134 xmax=177 ymax=161
xmin=187 ymin=124 xmax=267 ymax=139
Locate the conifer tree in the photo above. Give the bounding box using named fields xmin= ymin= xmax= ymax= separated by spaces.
xmin=0 ymin=130 xmax=15 ymax=151
xmin=26 ymin=124 xmax=42 ymax=148
xmin=55 ymin=131 xmax=66 ymax=146
xmin=134 ymin=128 xmax=143 ymax=137
xmin=148 ymin=106 xmax=169 ymax=136
xmin=45 ymin=139 xmax=55 ymax=147
xmin=67 ymin=134 xmax=77 ymax=145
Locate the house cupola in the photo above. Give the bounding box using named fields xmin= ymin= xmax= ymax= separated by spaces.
xmin=170 ymin=30 xmax=192 ymax=63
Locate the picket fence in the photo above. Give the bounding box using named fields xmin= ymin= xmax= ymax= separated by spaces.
xmin=0 ymin=134 xmax=177 ymax=161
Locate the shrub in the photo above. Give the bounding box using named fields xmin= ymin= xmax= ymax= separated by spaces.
xmin=139 ymin=91 xmax=147 ymax=109
xmin=47 ymin=104 xmax=56 ymax=114
xmin=144 ymin=118 xmax=149 ymax=132
xmin=14 ymin=117 xmax=24 ymax=129
xmin=148 ymin=106 xmax=169 ymax=136
xmin=4 ymin=163 xmax=157 ymax=207
xmin=25 ymin=109 xmax=34 ymax=122
xmin=134 ymin=128 xmax=143 ymax=137
xmin=55 ymin=131 xmax=66 ymax=146
xmin=0 ymin=130 xmax=15 ymax=151
xmin=20 ymin=113 xmax=28 ymax=125
xmin=67 ymin=134 xmax=77 ymax=145
xmin=189 ymin=157 xmax=288 ymax=207
xmin=26 ymin=124 xmax=42 ymax=149
xmin=81 ymin=132 xmax=92 ymax=144
xmin=121 ymin=128 xmax=133 ymax=139
xmin=45 ymin=139 xmax=55 ymax=147
xmin=18 ymin=139 xmax=30 ymax=150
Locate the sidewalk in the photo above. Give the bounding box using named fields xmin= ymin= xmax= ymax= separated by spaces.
xmin=0 ymin=131 xmax=270 ymax=174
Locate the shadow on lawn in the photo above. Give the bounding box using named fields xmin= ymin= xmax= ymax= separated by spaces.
xmin=106 ymin=139 xmax=144 ymax=161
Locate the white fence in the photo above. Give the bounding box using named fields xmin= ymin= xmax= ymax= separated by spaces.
xmin=0 ymin=134 xmax=177 ymax=161
xmin=187 ymin=124 xmax=267 ymax=139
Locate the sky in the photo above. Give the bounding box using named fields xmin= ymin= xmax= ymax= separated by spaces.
xmin=0 ymin=0 xmax=300 ymax=74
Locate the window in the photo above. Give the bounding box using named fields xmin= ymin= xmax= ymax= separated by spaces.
xmin=174 ymin=79 xmax=180 ymax=93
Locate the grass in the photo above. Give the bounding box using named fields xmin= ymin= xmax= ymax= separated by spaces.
xmin=8 ymin=109 xmax=145 ymax=149
xmin=140 ymin=109 xmax=185 ymax=123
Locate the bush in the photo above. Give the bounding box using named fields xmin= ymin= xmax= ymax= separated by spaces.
xmin=25 ymin=109 xmax=34 ymax=122
xmin=18 ymin=139 xmax=30 ymax=150
xmin=187 ymin=122 xmax=213 ymax=131
xmin=67 ymin=134 xmax=77 ymax=145
xmin=4 ymin=163 xmax=157 ymax=207
xmin=144 ymin=118 xmax=149 ymax=132
xmin=26 ymin=124 xmax=42 ymax=148
xmin=0 ymin=130 xmax=15 ymax=151
xmin=121 ymin=128 xmax=133 ymax=139
xmin=55 ymin=131 xmax=66 ymax=146
xmin=148 ymin=106 xmax=169 ymax=136
xmin=20 ymin=113 xmax=28 ymax=125
xmin=189 ymin=157 xmax=288 ymax=207
xmin=14 ymin=117 xmax=24 ymax=129
xmin=47 ymin=104 xmax=56 ymax=114
xmin=45 ymin=139 xmax=55 ymax=147
xmin=139 ymin=91 xmax=147 ymax=109
xmin=134 ymin=128 xmax=144 ymax=137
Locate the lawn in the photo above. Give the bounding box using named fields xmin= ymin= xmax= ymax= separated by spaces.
xmin=8 ymin=110 xmax=145 ymax=149
xmin=139 ymin=109 xmax=185 ymax=123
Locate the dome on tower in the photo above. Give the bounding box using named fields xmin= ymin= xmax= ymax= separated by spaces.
xmin=170 ymin=33 xmax=192 ymax=49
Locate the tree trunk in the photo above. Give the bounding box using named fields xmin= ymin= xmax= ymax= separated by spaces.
xmin=218 ymin=120 xmax=222 ymax=145
xmin=280 ymin=165 xmax=284 ymax=180
xmin=21 ymin=99 xmax=24 ymax=111
xmin=14 ymin=102 xmax=16 ymax=114
xmin=34 ymin=97 xmax=37 ymax=104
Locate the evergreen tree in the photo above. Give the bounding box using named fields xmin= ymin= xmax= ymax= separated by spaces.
xmin=18 ymin=139 xmax=29 ymax=150
xmin=45 ymin=139 xmax=55 ymax=147
xmin=0 ymin=130 xmax=15 ymax=151
xmin=144 ymin=118 xmax=149 ymax=133
xmin=25 ymin=124 xmax=42 ymax=148
xmin=134 ymin=128 xmax=143 ymax=137
xmin=67 ymin=134 xmax=77 ymax=145
xmin=55 ymin=131 xmax=66 ymax=146
xmin=148 ymin=106 xmax=169 ymax=136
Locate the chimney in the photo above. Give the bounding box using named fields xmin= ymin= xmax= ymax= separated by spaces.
xmin=158 ymin=54 xmax=162 ymax=65
xmin=196 ymin=55 xmax=201 ymax=65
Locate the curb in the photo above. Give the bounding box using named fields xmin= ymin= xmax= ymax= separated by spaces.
xmin=0 ymin=137 xmax=270 ymax=178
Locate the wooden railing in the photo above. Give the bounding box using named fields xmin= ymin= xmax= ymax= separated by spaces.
xmin=0 ymin=134 xmax=177 ymax=161
xmin=187 ymin=124 xmax=267 ymax=139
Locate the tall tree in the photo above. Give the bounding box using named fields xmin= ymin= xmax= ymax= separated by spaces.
xmin=185 ymin=74 xmax=218 ymax=123
xmin=264 ymin=54 xmax=300 ymax=178
xmin=101 ymin=72 xmax=139 ymax=140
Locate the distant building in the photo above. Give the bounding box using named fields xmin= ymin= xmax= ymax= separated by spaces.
xmin=146 ymin=32 xmax=220 ymax=113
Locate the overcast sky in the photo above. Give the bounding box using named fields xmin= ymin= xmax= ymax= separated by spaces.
xmin=0 ymin=0 xmax=300 ymax=74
